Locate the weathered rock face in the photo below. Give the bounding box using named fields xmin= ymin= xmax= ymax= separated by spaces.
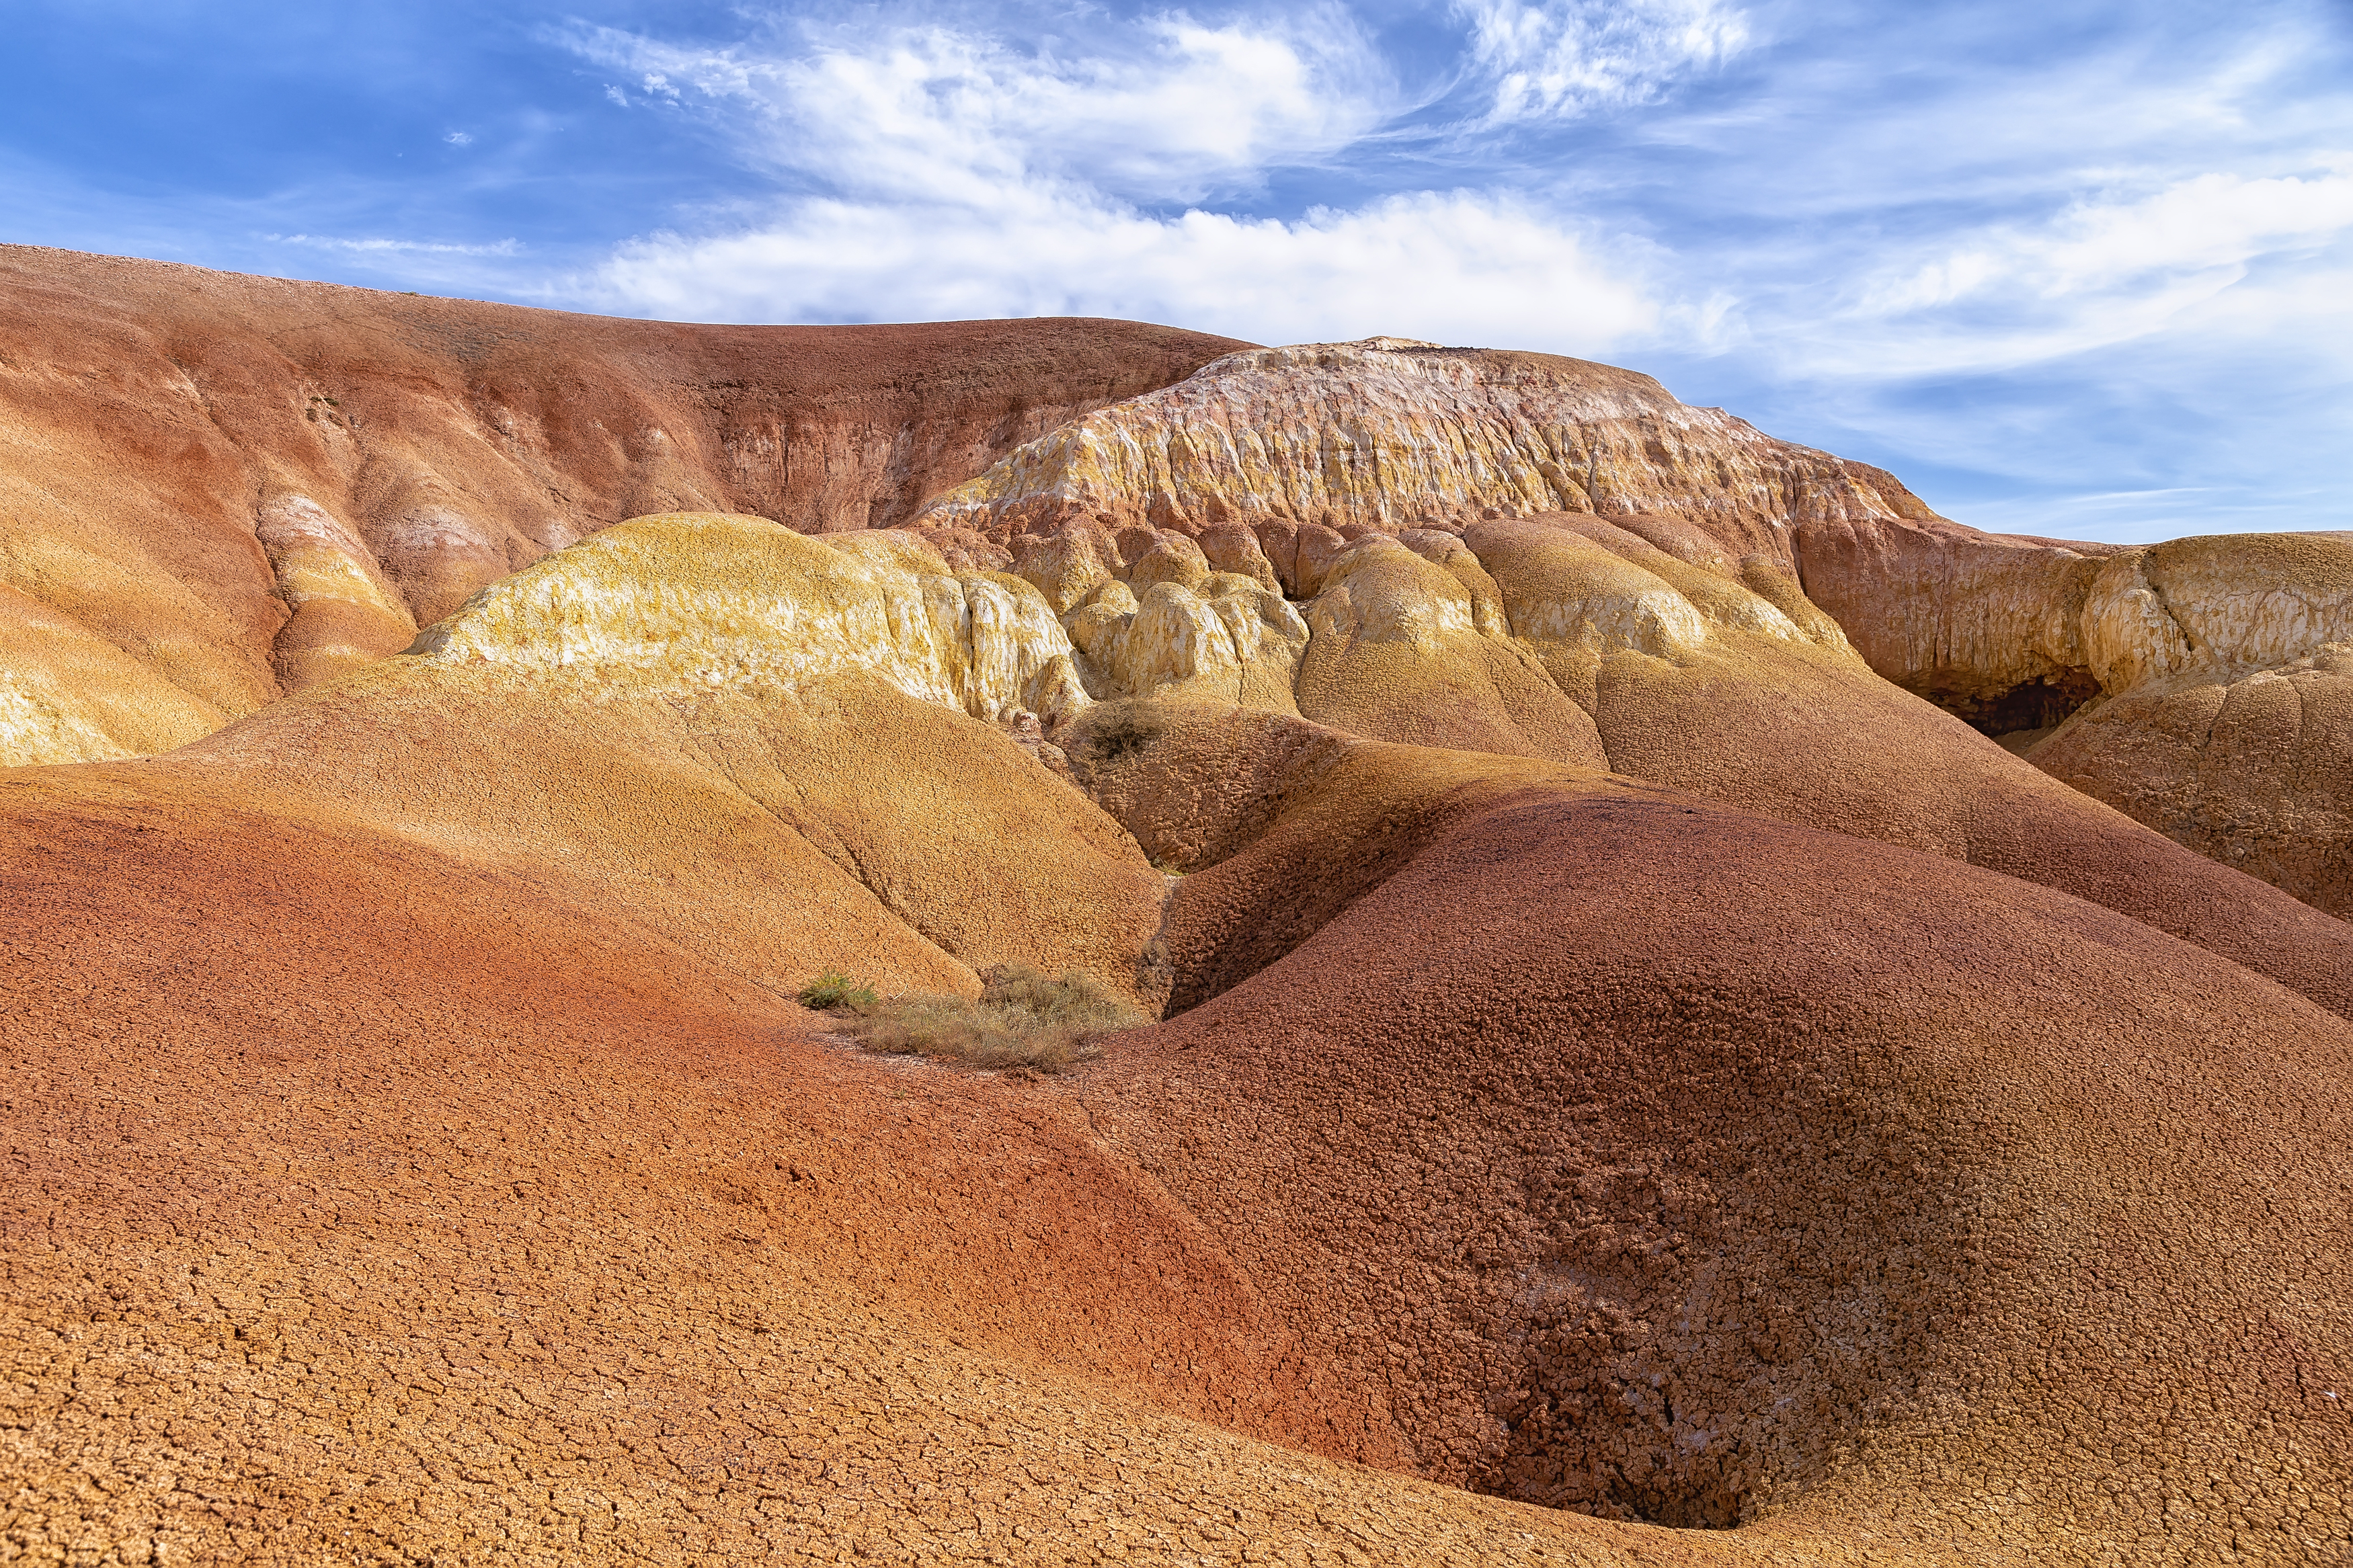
xmin=12 ymin=501 xmax=2353 ymax=1562
xmin=918 ymin=339 xmax=1935 ymax=553
xmin=415 ymin=513 xmax=1092 ymax=730
xmin=0 ymin=244 xmax=1242 ymax=764
xmin=1791 ymin=522 xmax=2353 ymax=913
xmin=2014 ymin=534 xmax=2353 ymax=914
xmin=928 ymin=337 xmax=2353 ymax=920
xmin=1780 ymin=516 xmax=2118 ymax=731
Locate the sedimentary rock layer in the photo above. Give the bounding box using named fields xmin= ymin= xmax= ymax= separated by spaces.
xmin=928 ymin=338 xmax=2353 ymax=915
xmin=918 ymin=339 xmax=1932 ymax=548
xmin=0 ymin=244 xmax=1241 ymax=764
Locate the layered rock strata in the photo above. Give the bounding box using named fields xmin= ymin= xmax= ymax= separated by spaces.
xmin=918 ymin=339 xmax=1931 ymax=554
xmin=153 ymin=513 xmax=1167 ymax=1007
xmin=1797 ymin=522 xmax=2353 ymax=913
xmin=0 ymin=244 xmax=1241 ymax=765
xmin=927 ymin=338 xmax=2353 ymax=917
xmin=9 ymin=663 xmax=2352 ymax=1561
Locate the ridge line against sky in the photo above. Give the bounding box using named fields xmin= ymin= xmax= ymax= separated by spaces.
xmin=3 ymin=0 xmax=2348 ymax=543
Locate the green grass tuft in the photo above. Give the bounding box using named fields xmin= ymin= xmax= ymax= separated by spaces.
xmin=798 ymin=968 xmax=879 ymax=1012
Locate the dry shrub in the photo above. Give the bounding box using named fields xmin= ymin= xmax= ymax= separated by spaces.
xmin=820 ymin=962 xmax=1145 ymax=1072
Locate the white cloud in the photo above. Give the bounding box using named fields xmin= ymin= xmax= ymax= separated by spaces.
xmin=556 ymin=10 xmax=1658 ymax=349
xmin=1814 ymin=166 xmax=2353 ymax=376
xmin=586 ymin=188 xmax=1657 ymax=347
xmin=1870 ymin=168 xmax=2353 ymax=311
xmin=444 ymin=130 xmax=474 ymax=147
xmin=1458 ymin=0 xmax=1748 ymax=122
xmin=564 ymin=13 xmax=1390 ymax=206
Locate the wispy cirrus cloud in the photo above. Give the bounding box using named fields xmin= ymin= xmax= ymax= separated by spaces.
xmin=563 ymin=11 xmax=1394 ymax=204
xmin=1784 ymin=165 xmax=2353 ymax=378
xmin=268 ymin=233 xmax=520 ymax=256
xmin=10 ymin=0 xmax=2348 ymax=542
xmin=1456 ymin=0 xmax=1749 ymax=122
xmin=269 ymin=233 xmax=522 ymax=255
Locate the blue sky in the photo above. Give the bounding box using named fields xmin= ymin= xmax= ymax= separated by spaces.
xmin=4 ymin=1 xmax=2348 ymax=543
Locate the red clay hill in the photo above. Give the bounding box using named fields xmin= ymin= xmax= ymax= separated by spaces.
xmin=3 ymin=253 xmax=2351 ymax=1565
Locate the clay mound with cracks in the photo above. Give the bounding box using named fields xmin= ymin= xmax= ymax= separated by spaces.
xmin=6 ymin=290 xmax=2353 ymax=1563
xmin=7 ymin=693 xmax=2352 ymax=1561
xmin=926 ymin=336 xmax=2353 ymax=918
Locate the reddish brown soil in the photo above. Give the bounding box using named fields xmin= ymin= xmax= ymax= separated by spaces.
xmin=1077 ymin=713 xmax=2353 ymax=1556
xmin=0 ymin=243 xmax=1245 ymax=712
xmin=7 ymin=716 xmax=2350 ymax=1563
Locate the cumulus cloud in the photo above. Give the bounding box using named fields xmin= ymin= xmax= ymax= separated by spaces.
xmin=555 ymin=9 xmax=1663 ymax=348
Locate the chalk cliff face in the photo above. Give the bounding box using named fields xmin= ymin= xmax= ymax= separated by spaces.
xmin=2016 ymin=534 xmax=2353 ymax=913
xmin=0 ymin=245 xmax=1242 ymax=766
xmin=919 ymin=339 xmax=1935 ymax=552
xmin=413 ymin=513 xmax=1092 ymax=731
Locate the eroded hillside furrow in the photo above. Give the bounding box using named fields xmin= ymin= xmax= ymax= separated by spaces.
xmin=902 ymin=337 xmax=2353 ymax=918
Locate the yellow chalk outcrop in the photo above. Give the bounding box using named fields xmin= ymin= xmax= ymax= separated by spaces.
xmin=160 ymin=510 xmax=1168 ymax=1006
xmin=411 ymin=511 xmax=1092 ymax=729
xmin=255 ymin=493 xmax=421 ymax=690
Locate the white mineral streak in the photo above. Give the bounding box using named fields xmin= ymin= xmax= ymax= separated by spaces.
xmin=2093 ymin=538 xmax=2353 ymax=690
xmin=917 ymin=339 xmax=1913 ymax=538
xmin=256 ymin=494 xmax=414 ymax=625
xmin=411 ymin=512 xmax=1091 ymax=728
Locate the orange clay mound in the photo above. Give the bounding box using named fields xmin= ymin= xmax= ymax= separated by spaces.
xmin=0 ymin=244 xmax=1243 ymax=763
xmin=7 ymin=689 xmax=2351 ymax=1562
xmin=7 ymin=290 xmax=2353 ymax=1563
xmin=79 ymin=511 xmax=1171 ymax=1005
xmin=1074 ymin=708 xmax=2353 ymax=1554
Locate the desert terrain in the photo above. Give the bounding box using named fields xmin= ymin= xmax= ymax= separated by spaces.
xmin=3 ymin=246 xmax=2349 ymax=1565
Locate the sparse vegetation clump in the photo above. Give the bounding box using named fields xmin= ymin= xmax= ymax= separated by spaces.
xmin=801 ymin=962 xmax=1144 ymax=1073
xmin=798 ymin=968 xmax=878 ymax=1012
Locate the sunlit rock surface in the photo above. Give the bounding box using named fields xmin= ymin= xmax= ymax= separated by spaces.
xmin=918 ymin=339 xmax=1931 ymax=548
xmin=0 ymin=581 xmax=226 ymax=766
xmin=0 ymin=243 xmax=1240 ymax=763
xmin=409 ymin=512 xmax=1091 ymax=731
xmin=11 ymin=274 xmax=2353 ymax=1564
